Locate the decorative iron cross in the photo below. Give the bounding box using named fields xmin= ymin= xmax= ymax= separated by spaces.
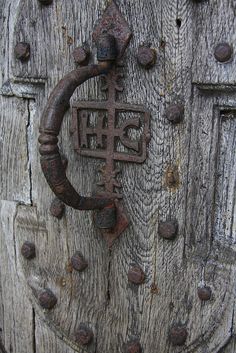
xmin=72 ymin=68 xmax=150 ymax=201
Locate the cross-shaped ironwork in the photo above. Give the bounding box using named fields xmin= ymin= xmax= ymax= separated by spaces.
xmin=72 ymin=68 xmax=150 ymax=200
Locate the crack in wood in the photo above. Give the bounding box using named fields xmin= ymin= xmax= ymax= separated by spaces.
xmin=26 ymin=100 xmax=33 ymax=206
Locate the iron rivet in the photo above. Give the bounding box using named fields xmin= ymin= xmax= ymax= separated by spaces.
xmin=75 ymin=324 xmax=93 ymax=346
xmin=128 ymin=265 xmax=145 ymax=285
xmin=214 ymin=42 xmax=233 ymax=63
xmin=158 ymin=220 xmax=178 ymax=240
xmin=50 ymin=198 xmax=65 ymax=219
xmin=137 ymin=46 xmax=156 ymax=69
xmin=197 ymin=286 xmax=212 ymax=301
xmin=71 ymin=252 xmax=88 ymax=272
xmin=21 ymin=241 xmax=36 ymax=260
xmin=73 ymin=46 xmax=90 ymax=66
xmin=169 ymin=325 xmax=188 ymax=346
xmin=15 ymin=42 xmax=30 ymax=62
xmin=38 ymin=0 xmax=53 ymax=5
xmin=165 ymin=103 xmax=184 ymax=124
xmin=125 ymin=339 xmax=142 ymax=353
xmin=38 ymin=289 xmax=57 ymax=310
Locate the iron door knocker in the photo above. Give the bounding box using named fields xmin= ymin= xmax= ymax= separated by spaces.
xmin=39 ymin=2 xmax=150 ymax=246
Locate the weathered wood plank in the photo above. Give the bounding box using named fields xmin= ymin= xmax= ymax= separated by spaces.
xmin=0 ymin=0 xmax=236 ymax=352
xmin=0 ymin=97 xmax=31 ymax=204
xmin=0 ymin=201 xmax=34 ymax=353
xmin=192 ymin=0 xmax=236 ymax=84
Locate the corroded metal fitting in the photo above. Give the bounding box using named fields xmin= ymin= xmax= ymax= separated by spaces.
xmin=95 ymin=204 xmax=117 ymax=229
xmin=169 ymin=325 xmax=188 ymax=346
xmin=15 ymin=42 xmax=30 ymax=62
xmin=197 ymin=286 xmax=212 ymax=301
xmin=125 ymin=339 xmax=142 ymax=353
xmin=128 ymin=265 xmax=145 ymax=285
xmin=71 ymin=252 xmax=88 ymax=272
xmin=75 ymin=324 xmax=93 ymax=346
xmin=137 ymin=46 xmax=156 ymax=69
xmin=165 ymin=103 xmax=184 ymax=124
xmin=73 ymin=46 xmax=90 ymax=66
xmin=97 ymin=33 xmax=117 ymax=61
xmin=21 ymin=241 xmax=36 ymax=260
xmin=50 ymin=197 xmax=65 ymax=219
xmin=38 ymin=289 xmax=57 ymax=310
xmin=214 ymin=42 xmax=233 ymax=63
xmin=158 ymin=220 xmax=178 ymax=240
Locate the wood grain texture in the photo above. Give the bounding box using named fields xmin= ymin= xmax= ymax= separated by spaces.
xmin=0 ymin=201 xmax=34 ymax=353
xmin=0 ymin=0 xmax=236 ymax=352
xmin=0 ymin=97 xmax=31 ymax=204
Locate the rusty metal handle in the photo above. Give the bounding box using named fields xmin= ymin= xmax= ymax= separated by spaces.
xmin=39 ymin=34 xmax=117 ymax=211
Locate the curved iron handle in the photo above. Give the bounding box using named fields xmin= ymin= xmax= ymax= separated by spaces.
xmin=39 ymin=34 xmax=117 ymax=211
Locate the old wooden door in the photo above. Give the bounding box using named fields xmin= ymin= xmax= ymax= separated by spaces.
xmin=0 ymin=0 xmax=236 ymax=352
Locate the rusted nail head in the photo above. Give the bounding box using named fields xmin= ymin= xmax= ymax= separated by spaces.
xmin=165 ymin=103 xmax=184 ymax=123
xmin=214 ymin=43 xmax=233 ymax=63
xmin=137 ymin=46 xmax=156 ymax=69
xmin=75 ymin=324 xmax=93 ymax=346
xmin=21 ymin=241 xmax=36 ymax=260
xmin=38 ymin=0 xmax=53 ymax=5
xmin=125 ymin=340 xmax=142 ymax=353
xmin=169 ymin=325 xmax=188 ymax=346
xmin=128 ymin=266 xmax=145 ymax=285
xmin=158 ymin=220 xmax=178 ymax=240
xmin=71 ymin=252 xmax=88 ymax=272
xmin=73 ymin=46 xmax=90 ymax=66
xmin=50 ymin=198 xmax=65 ymax=219
xmin=39 ymin=289 xmax=57 ymax=310
xmin=197 ymin=286 xmax=212 ymax=301
xmin=15 ymin=42 xmax=30 ymax=62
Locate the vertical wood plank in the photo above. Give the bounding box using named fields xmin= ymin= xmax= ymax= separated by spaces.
xmin=0 ymin=201 xmax=34 ymax=353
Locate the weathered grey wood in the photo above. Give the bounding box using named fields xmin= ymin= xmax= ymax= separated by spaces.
xmin=0 ymin=97 xmax=32 ymax=204
xmin=0 ymin=0 xmax=236 ymax=352
xmin=0 ymin=201 xmax=34 ymax=353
